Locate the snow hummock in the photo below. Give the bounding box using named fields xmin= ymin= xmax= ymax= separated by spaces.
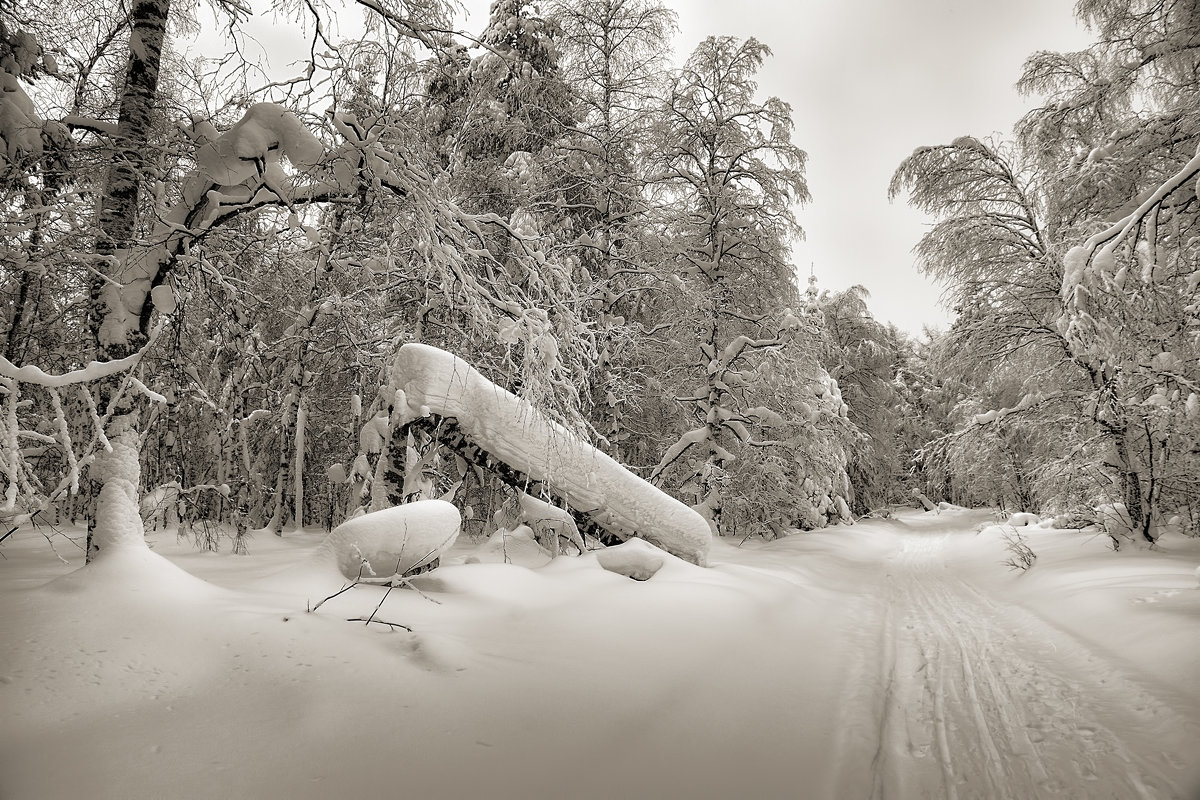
xmin=325 ymin=499 xmax=460 ymax=582
xmin=388 ymin=343 xmax=711 ymax=565
xmin=595 ymin=537 xmax=666 ymax=581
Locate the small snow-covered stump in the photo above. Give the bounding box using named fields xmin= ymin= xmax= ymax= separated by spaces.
xmin=596 ymin=538 xmax=666 ymax=581
xmin=911 ymin=488 xmax=937 ymax=512
xmin=326 ymin=500 xmax=460 ymax=583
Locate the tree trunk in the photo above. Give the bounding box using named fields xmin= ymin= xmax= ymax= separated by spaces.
xmin=267 ymin=391 xmax=297 ymax=534
xmin=293 ymin=398 xmax=307 ymax=529
xmin=85 ymin=0 xmax=170 ymax=563
xmin=88 ymin=414 xmax=147 ymax=558
xmin=92 ymin=0 xmax=169 ymax=359
xmin=1113 ymin=432 xmax=1151 ymax=543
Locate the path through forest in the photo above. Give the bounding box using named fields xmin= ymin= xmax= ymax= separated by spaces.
xmin=824 ymin=513 xmax=1199 ymax=800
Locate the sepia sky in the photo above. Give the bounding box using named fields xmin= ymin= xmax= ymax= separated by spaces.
xmin=676 ymin=1 xmax=1094 ymax=334
xmin=456 ymin=0 xmax=1093 ymax=334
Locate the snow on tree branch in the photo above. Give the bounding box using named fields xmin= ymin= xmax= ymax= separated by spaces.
xmin=1061 ymin=146 xmax=1200 ymax=301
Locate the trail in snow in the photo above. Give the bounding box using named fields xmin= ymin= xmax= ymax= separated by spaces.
xmin=848 ymin=522 xmax=1199 ymax=800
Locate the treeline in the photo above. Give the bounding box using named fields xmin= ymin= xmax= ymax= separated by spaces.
xmin=3 ymin=0 xmax=1191 ymax=552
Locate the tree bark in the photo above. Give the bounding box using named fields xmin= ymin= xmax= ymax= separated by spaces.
xmin=85 ymin=0 xmax=170 ymax=562
xmin=91 ymin=0 xmax=169 ymax=360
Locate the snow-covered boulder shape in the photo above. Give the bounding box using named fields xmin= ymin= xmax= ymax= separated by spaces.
xmin=1007 ymin=512 xmax=1041 ymax=528
xmin=327 ymin=500 xmax=460 ymax=582
xmin=389 ymin=344 xmax=711 ymax=566
xmin=596 ymin=538 xmax=665 ymax=581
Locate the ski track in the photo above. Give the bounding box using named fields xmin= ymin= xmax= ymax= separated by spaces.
xmin=860 ymin=529 xmax=1198 ymax=800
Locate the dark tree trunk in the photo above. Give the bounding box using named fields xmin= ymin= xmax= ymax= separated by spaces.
xmin=91 ymin=0 xmax=169 ymax=360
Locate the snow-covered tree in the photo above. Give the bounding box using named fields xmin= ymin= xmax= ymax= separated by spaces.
xmin=644 ymin=37 xmax=851 ymax=536
xmin=0 ymin=0 xmax=600 ymax=562
xmin=891 ymin=0 xmax=1200 ymax=540
xmin=818 ymin=286 xmax=906 ymax=514
xmin=549 ymin=0 xmax=677 ymax=455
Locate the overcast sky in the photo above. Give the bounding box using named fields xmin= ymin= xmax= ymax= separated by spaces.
xmin=453 ymin=0 xmax=1093 ymax=334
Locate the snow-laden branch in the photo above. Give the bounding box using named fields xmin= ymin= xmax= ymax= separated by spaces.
xmin=388 ymin=343 xmax=711 ymax=565
xmin=1062 ymin=147 xmax=1200 ymax=299
xmin=0 ymin=351 xmax=143 ymax=387
xmin=649 ymin=426 xmax=727 ymax=483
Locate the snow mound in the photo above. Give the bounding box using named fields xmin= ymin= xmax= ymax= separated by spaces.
xmin=45 ymin=543 xmax=219 ymax=602
xmin=464 ymin=525 xmax=553 ymax=567
xmin=1007 ymin=512 xmax=1041 ymax=527
xmin=596 ymin=538 xmax=666 ymax=581
xmin=326 ymin=500 xmax=460 ymax=582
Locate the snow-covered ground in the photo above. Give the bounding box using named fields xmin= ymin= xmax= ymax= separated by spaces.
xmin=2 ymin=508 xmax=1198 ymax=799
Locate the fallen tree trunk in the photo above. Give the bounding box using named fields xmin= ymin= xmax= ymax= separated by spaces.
xmin=387 ymin=344 xmax=711 ymax=566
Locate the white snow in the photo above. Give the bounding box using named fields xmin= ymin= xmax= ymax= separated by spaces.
xmin=2 ymin=508 xmax=1197 ymax=799
xmin=150 ymin=283 xmax=177 ymax=314
xmin=464 ymin=524 xmax=553 ymax=566
xmin=595 ymin=537 xmax=667 ymax=580
xmin=0 ymin=71 xmax=41 ymax=172
xmin=194 ymin=103 xmax=324 ymax=186
xmin=388 ymin=343 xmax=711 ymax=565
xmin=0 ymin=350 xmax=148 ymax=387
xmin=89 ymin=416 xmax=147 ymax=553
xmin=139 ymin=481 xmax=181 ymax=530
xmin=513 ymin=492 xmax=585 ymax=555
xmin=325 ymin=499 xmax=461 ymax=582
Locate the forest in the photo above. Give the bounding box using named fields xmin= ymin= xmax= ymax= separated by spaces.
xmin=3 ymin=1 xmax=1200 ymax=798
xmin=2 ymin=0 xmax=1197 ymax=556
